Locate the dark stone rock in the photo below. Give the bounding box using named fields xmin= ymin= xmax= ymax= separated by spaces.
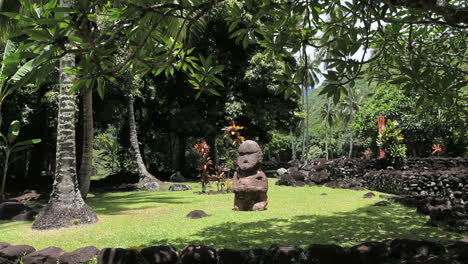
xmin=217 ymin=249 xmax=248 ymax=264
xmin=390 ymin=239 xmax=445 ymax=259
xmin=268 ymin=244 xmax=306 ymax=264
xmin=59 ymin=246 xmax=99 ymax=264
xmin=323 ymin=181 xmax=341 ymax=189
xmin=11 ymin=211 xmax=37 ymax=221
xmin=218 ymin=248 xmax=271 ymax=264
xmin=362 ymin=192 xmax=376 ymax=199
xmin=295 ymin=181 xmax=306 ymax=187
xmin=379 ymin=195 xmax=400 ymax=199
xmin=140 ymin=245 xmax=179 ymax=264
xmin=305 ymin=244 xmax=347 ymax=264
xmin=276 ymin=174 xmax=296 ymax=187
xmin=350 ymin=186 xmax=367 ymax=191
xmin=427 ymin=205 xmax=452 ymax=226
xmin=186 ymin=210 xmax=209 ymax=219
xmin=289 ymin=171 xmax=306 ymax=182
xmin=169 ymin=172 xmax=187 ymax=182
xmin=168 ymin=184 xmax=191 ymax=192
xmin=373 ymin=201 xmax=391 ymax=206
xmin=348 ymin=242 xmax=389 ymax=264
xmin=309 ymin=171 xmax=329 ymax=184
xmin=180 ymin=245 xmax=217 ymax=264
xmin=233 ymin=140 xmax=268 ymax=211
xmin=321 ymin=193 xmax=328 ymax=196
xmin=446 ymin=238 xmax=468 ymax=262
xmin=0 ymin=245 xmax=36 ymax=262
xmin=97 ymin=248 xmax=139 ymax=264
xmin=23 ymin=247 xmax=62 ymax=264
xmin=0 ymin=243 xmax=9 ymax=250
xmin=0 ymin=202 xmax=28 ymax=220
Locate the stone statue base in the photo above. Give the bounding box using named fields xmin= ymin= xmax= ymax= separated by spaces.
xmin=234 ymin=192 xmax=268 ymax=211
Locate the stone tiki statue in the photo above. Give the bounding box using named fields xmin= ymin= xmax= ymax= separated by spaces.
xmin=233 ymin=140 xmax=268 ymax=211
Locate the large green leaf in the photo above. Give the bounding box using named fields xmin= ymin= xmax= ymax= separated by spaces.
xmin=11 ymin=138 xmax=41 ymax=153
xmin=0 ymin=40 xmax=18 ymax=78
xmin=7 ymin=120 xmax=20 ymax=143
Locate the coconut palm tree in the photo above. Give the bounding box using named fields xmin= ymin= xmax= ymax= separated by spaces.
xmin=32 ymin=0 xmax=98 ymax=230
xmin=321 ymin=97 xmax=335 ymax=160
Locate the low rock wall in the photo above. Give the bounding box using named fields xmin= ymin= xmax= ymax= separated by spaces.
xmin=0 ymin=238 xmax=467 ymax=264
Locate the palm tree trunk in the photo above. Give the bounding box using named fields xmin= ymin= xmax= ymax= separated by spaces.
xmin=32 ymin=3 xmax=97 ymax=229
xmin=128 ymin=95 xmax=160 ymax=190
xmin=325 ymin=123 xmax=329 ymax=160
xmin=78 ymin=89 xmax=93 ymax=199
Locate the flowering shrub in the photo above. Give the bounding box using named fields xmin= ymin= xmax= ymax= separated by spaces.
xmin=362 ymin=149 xmax=371 ymax=159
xmin=377 ymin=120 xmax=407 ymax=168
xmin=193 ymin=141 xmax=212 ymax=192
xmin=432 ymin=144 xmax=442 ymax=155
xmin=222 ymin=121 xmax=245 ymax=145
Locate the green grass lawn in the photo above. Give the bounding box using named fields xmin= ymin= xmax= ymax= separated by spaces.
xmin=0 ymin=179 xmax=465 ymax=252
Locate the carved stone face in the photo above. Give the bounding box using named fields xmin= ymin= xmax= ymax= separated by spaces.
xmin=237 ymin=140 xmax=262 ymax=172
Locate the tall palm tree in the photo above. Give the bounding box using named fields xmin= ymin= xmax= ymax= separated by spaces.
xmin=78 ymin=88 xmax=93 ymax=199
xmin=32 ymin=0 xmax=97 ymax=230
xmin=127 ymin=93 xmax=161 ymax=190
xmin=321 ymin=97 xmax=335 ymax=160
xmin=338 ymin=86 xmax=367 ymax=158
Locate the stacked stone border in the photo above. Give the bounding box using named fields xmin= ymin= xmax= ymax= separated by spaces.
xmin=0 ymin=238 xmax=467 ymax=264
xmin=276 ymin=157 xmax=468 ymax=233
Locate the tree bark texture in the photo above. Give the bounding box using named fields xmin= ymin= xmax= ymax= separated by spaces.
xmin=78 ymin=89 xmax=93 ymax=199
xmin=32 ymin=22 xmax=97 ymax=229
xmin=128 ymin=95 xmax=160 ymax=190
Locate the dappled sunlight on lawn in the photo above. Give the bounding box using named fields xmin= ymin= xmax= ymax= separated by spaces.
xmin=0 ymin=179 xmax=464 ymax=251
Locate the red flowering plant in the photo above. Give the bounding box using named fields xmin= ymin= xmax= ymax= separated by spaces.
xmin=362 ymin=150 xmax=372 ymax=159
xmin=376 ymin=120 xmax=407 ymax=169
xmin=193 ymin=141 xmax=212 ymax=193
xmin=432 ymin=144 xmax=442 ymax=156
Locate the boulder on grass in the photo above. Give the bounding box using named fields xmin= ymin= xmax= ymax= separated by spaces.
xmin=169 ymin=172 xmax=187 ymax=182
xmin=373 ymin=201 xmax=391 ymax=207
xmin=59 ymin=246 xmax=99 ymax=264
xmin=276 ymin=174 xmax=296 ymax=187
xmin=140 ymin=246 xmax=179 ymax=264
xmin=168 ymin=184 xmax=191 ymax=192
xmin=0 ymin=245 xmax=36 ymax=263
xmin=180 ymin=245 xmax=217 ymax=264
xmin=23 ymin=247 xmax=63 ymax=264
xmin=186 ymin=210 xmax=209 ymax=219
xmin=97 ymin=248 xmax=139 ymax=264
xmin=0 ymin=202 xmax=28 ymax=220
xmin=362 ymin=192 xmax=376 ymax=199
xmin=268 ymin=244 xmax=306 ymax=264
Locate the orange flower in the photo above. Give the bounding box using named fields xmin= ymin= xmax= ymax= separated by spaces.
xmin=432 ymin=144 xmax=442 ymax=154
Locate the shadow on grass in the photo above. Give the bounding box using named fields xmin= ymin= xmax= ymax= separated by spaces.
xmin=139 ymin=204 xmax=463 ymax=249
xmin=86 ymin=192 xmax=191 ymax=215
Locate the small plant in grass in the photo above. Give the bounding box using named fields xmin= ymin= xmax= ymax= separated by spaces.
xmin=0 ymin=120 xmax=41 ymax=200
xmin=377 ymin=120 xmax=407 ymax=169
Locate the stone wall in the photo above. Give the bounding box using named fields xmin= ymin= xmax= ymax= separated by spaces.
xmin=364 ymin=168 xmax=468 ymax=198
xmin=1 ymin=238 xmax=467 ymax=264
